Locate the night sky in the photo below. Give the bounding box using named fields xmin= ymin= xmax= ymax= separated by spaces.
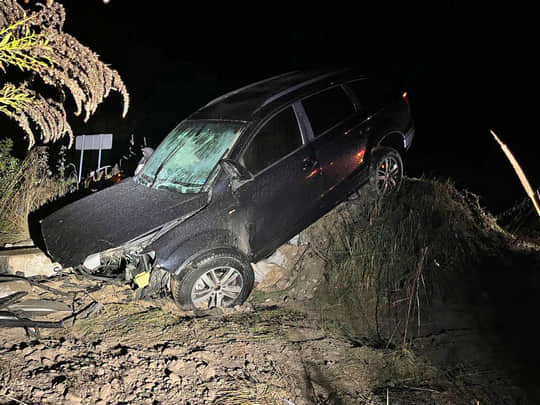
xmin=5 ymin=1 xmax=540 ymax=213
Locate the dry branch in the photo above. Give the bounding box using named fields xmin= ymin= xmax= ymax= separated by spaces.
xmin=490 ymin=129 xmax=540 ymax=217
xmin=0 ymin=0 xmax=129 ymax=147
xmin=0 ymin=82 xmax=73 ymax=147
xmin=402 ymin=247 xmax=428 ymax=349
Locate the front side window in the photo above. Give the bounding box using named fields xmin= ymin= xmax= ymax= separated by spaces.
xmin=302 ymin=86 xmax=355 ymax=136
xmin=138 ymin=120 xmax=244 ymax=193
xmin=243 ymin=107 xmax=302 ymax=174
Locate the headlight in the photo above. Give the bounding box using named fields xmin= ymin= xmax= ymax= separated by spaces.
xmin=83 ymin=253 xmax=101 ymax=270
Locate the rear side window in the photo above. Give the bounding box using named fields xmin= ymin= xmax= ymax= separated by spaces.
xmin=347 ymin=79 xmax=395 ymax=116
xmin=243 ymin=107 xmax=302 ymax=174
xmin=302 ymin=86 xmax=355 ymax=137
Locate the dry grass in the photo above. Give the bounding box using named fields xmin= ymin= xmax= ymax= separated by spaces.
xmin=378 ymin=348 xmax=439 ymax=388
xmin=305 ymin=177 xmax=504 ymax=344
xmin=0 ymin=142 xmax=76 ymax=244
xmin=214 ymin=377 xmax=290 ymax=405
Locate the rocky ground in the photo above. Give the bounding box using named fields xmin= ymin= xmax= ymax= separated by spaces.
xmin=0 ymin=251 xmax=536 ymax=405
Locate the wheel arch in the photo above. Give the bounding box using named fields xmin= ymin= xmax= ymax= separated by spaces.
xmin=372 ymin=131 xmax=406 ymax=156
xmin=154 ymin=230 xmax=250 ymax=278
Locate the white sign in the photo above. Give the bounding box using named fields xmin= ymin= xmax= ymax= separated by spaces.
xmin=75 ymin=134 xmax=114 ymax=183
xmin=75 ymin=134 xmax=113 ymax=151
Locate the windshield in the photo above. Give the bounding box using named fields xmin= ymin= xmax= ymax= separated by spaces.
xmin=138 ymin=120 xmax=244 ymax=193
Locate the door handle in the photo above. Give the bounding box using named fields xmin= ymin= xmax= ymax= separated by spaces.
xmin=302 ymin=157 xmax=318 ymax=172
xmin=345 ymin=125 xmax=372 ymax=136
xmin=362 ymin=125 xmax=373 ymax=134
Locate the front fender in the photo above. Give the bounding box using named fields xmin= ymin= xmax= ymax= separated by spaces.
xmin=152 ymin=230 xmax=242 ymax=277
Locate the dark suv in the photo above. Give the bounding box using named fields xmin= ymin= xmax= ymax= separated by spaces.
xmin=38 ymin=68 xmax=414 ymax=309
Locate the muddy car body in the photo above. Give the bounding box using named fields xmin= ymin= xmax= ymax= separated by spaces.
xmin=38 ymin=68 xmax=415 ymax=309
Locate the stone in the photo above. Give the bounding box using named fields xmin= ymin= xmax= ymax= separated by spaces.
xmin=99 ymin=383 xmax=112 ymax=399
xmin=0 ymin=247 xmax=61 ymax=277
xmin=64 ymin=391 xmax=83 ymax=404
xmin=252 ymin=244 xmax=303 ymax=290
xmin=0 ymin=280 xmax=32 ymax=298
xmin=168 ymin=373 xmax=181 ymax=384
xmin=54 ymin=382 xmax=67 ymax=394
xmin=201 ymin=366 xmax=216 ymax=382
xmin=169 ymin=359 xmax=196 ymax=376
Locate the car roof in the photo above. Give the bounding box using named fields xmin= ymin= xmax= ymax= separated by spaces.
xmin=188 ymin=68 xmax=366 ymax=122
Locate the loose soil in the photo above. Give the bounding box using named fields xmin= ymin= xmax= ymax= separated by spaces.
xmin=1 ymin=245 xmax=539 ymax=405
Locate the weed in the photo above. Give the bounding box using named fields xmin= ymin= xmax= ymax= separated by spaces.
xmin=378 ymin=348 xmax=439 ymax=388
xmin=0 ymin=143 xmax=76 ymax=244
xmin=306 ymin=178 xmax=503 ymax=344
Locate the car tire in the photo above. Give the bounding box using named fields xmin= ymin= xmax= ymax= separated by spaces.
xmin=367 ymin=147 xmax=403 ymax=198
xmin=170 ymin=250 xmax=254 ymax=310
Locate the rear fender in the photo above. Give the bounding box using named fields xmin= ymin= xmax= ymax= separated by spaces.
xmin=373 ymin=131 xmax=406 ymax=156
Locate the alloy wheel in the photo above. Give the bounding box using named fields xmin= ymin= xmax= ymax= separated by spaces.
xmin=190 ymin=266 xmax=244 ymax=309
xmin=375 ymin=155 xmax=402 ymax=195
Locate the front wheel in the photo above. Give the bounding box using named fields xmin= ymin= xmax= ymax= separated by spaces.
xmin=170 ymin=251 xmax=254 ymax=310
xmin=368 ymin=147 xmax=403 ymax=197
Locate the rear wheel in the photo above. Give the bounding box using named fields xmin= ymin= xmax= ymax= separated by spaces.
xmin=170 ymin=251 xmax=254 ymax=310
xmin=368 ymin=147 xmax=403 ymax=197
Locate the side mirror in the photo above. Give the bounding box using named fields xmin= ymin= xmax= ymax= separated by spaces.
xmin=134 ymin=147 xmax=155 ymax=176
xmin=219 ymin=159 xmax=251 ymax=180
xmin=219 ymin=159 xmax=251 ymax=190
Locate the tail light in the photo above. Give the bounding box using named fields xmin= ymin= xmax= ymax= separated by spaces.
xmin=356 ymin=149 xmax=365 ymax=164
xmin=402 ymin=91 xmax=410 ymax=107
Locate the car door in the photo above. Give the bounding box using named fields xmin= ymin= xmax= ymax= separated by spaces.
xmin=300 ymin=85 xmax=369 ymax=206
xmin=235 ymin=105 xmax=324 ymax=257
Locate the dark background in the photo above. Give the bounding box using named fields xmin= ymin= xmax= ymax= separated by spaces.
xmin=3 ymin=1 xmax=539 ymax=213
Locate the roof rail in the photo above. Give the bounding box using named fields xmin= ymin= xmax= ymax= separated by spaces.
xmin=204 ymin=71 xmax=300 ymax=107
xmin=257 ymin=68 xmax=348 ymax=111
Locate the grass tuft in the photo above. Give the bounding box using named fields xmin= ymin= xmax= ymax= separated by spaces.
xmin=214 ymin=376 xmax=290 ymax=405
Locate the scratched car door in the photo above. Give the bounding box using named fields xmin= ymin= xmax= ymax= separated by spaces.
xmin=301 ymin=86 xmax=367 ymax=206
xmin=236 ymin=106 xmax=324 ymax=256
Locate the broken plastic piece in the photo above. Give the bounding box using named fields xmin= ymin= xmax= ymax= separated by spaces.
xmin=7 ymin=299 xmax=72 ymax=317
xmin=134 ymin=271 xmax=150 ymax=288
xmin=0 ymin=311 xmax=62 ymax=328
xmin=0 ymin=291 xmax=27 ymax=309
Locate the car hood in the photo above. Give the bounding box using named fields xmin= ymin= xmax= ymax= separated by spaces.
xmin=40 ymin=178 xmax=208 ymax=268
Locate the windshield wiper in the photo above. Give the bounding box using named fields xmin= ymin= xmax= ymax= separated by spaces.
xmin=137 ymin=173 xmax=152 ymax=186
xmin=171 ymin=181 xmax=203 ymax=187
xmin=154 ymin=180 xmax=203 ymax=188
